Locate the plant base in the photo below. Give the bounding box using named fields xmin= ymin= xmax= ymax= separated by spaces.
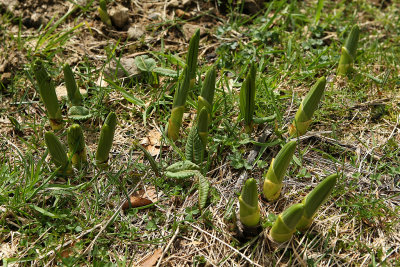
xmin=234 ymin=211 xmax=262 ymax=241
xmin=265 ymin=231 xmax=290 ymax=250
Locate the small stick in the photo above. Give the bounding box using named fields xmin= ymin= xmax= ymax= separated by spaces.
xmin=156 ymin=226 xmax=180 ymax=267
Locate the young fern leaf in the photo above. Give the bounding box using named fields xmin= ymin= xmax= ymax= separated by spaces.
xmin=185 ymin=126 xmax=204 ymax=165
xmin=96 ymin=112 xmax=117 ymax=168
xmin=269 ymin=203 xmax=304 ymax=243
xmin=166 ymin=169 xmax=200 ymax=179
xmin=167 ymin=30 xmax=200 ymax=141
xmin=198 ymin=174 xmax=210 ymax=210
xmin=296 ymin=174 xmax=338 ymax=230
xmin=33 ymin=60 xmax=63 ymax=130
xmin=98 ymin=0 xmax=112 ymax=27
xmin=44 ymin=132 xmax=73 ymax=176
xmin=63 ymin=63 xmax=82 ymax=106
xmin=289 ymin=77 xmax=326 ymax=137
xmin=67 ymin=124 xmax=87 ymax=169
xmin=337 ymin=25 xmax=360 ymax=76
xmin=263 ymin=141 xmax=297 ymax=201
xmin=239 ymin=63 xmax=256 ymax=133
xmin=166 ymin=160 xmax=200 ymax=172
xmin=239 ymin=178 xmax=260 ymax=227
xmin=165 ymin=161 xmax=201 ymax=179
xmin=185 ymin=108 xmax=208 ymax=164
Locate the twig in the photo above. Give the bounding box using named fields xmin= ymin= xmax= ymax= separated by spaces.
xmin=156 ymin=225 xmax=180 ymax=267
xmin=187 ymin=222 xmax=263 ymax=267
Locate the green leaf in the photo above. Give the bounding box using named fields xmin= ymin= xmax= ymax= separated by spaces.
xmin=185 ymin=126 xmax=204 ymax=164
xmin=166 ymin=169 xmax=200 ymax=179
xmin=198 ymin=174 xmax=210 ymax=210
xmin=135 ymin=142 xmax=160 ymax=177
xmin=153 ymin=67 xmax=178 ymax=78
xmin=166 ymin=160 xmax=200 ymax=172
xmin=68 ymin=106 xmax=91 ymax=121
xmin=252 ymin=114 xmax=277 ymax=124
xmin=31 ymin=204 xmax=58 ymax=219
xmin=134 ymin=55 xmax=156 ymax=72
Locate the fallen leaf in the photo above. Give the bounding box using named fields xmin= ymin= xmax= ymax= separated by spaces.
xmin=144 ymin=186 xmax=158 ymax=202
xmin=145 ymin=145 xmax=160 ymax=157
xmin=138 ymin=248 xmax=163 ymax=267
xmin=148 ymin=129 xmax=161 ymax=146
xmin=140 ymin=137 xmax=149 ymax=145
xmin=122 ymin=189 xmax=153 ymax=210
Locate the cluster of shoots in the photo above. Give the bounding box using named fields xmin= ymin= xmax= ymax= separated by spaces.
xmin=33 ymin=59 xmax=117 ymax=173
xmin=167 ymin=29 xmax=200 ymax=141
xmin=337 ymin=25 xmax=360 ymax=76
xmin=238 ymin=174 xmax=337 ymax=243
xmin=44 ymin=113 xmax=117 ymax=174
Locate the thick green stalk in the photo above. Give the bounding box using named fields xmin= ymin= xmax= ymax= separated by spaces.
xmin=263 ymin=141 xmax=297 ymax=201
xmin=96 ymin=112 xmax=117 ymax=167
xmin=168 ymin=67 xmax=190 ymax=140
xmin=63 ymin=63 xmax=82 ymax=106
xmin=168 ymin=30 xmax=200 ymax=140
xmin=269 ymin=203 xmax=304 ymax=243
xmin=44 ymin=132 xmax=73 ymax=176
xmin=98 ymin=0 xmax=112 ymax=27
xmin=239 ymin=178 xmax=260 ymax=227
xmin=33 ymin=60 xmax=63 ymax=130
xmin=198 ymin=67 xmax=216 ymax=119
xmin=297 ymin=174 xmax=337 ymax=230
xmin=337 ymin=25 xmax=360 ymax=76
xmin=289 ymin=77 xmax=326 ymax=137
xmin=67 ymin=124 xmax=87 ymax=169
xmin=239 ymin=63 xmax=256 ymax=134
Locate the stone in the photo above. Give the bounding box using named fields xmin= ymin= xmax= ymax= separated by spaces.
xmin=110 ymin=5 xmax=129 ymax=29
xmin=127 ymin=26 xmax=145 ymax=40
xmin=104 ymin=58 xmax=140 ymax=79
xmin=148 ymin=12 xmax=160 ymax=20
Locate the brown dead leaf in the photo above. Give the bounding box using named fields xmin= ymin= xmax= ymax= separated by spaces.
xmin=138 ymin=248 xmax=163 ymax=267
xmin=145 ymin=145 xmax=160 ymax=157
xmin=175 ymin=9 xmax=190 ymax=19
xmin=144 ymin=186 xmax=158 ymax=202
xmin=148 ymin=129 xmax=161 ymax=146
xmin=122 ymin=189 xmax=153 ymax=210
xmin=142 ymin=129 xmax=161 ymax=156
